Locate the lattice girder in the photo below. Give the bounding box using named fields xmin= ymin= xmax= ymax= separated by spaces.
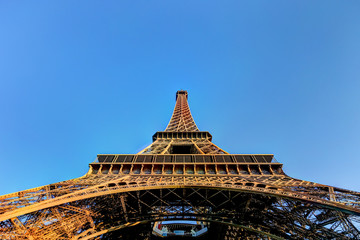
xmin=165 ymin=90 xmax=199 ymax=132
xmin=1 ymin=185 xmax=359 ymax=239
xmin=1 ymin=174 xmax=360 ymax=218
xmin=138 ymin=139 xmax=228 ymax=154
xmin=1 ymin=173 xmax=360 ymax=239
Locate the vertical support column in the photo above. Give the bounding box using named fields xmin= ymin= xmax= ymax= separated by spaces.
xmin=182 ymin=188 xmax=186 ymax=216
xmin=120 ymin=195 xmax=129 ymax=222
xmin=137 ymin=191 xmax=142 ymax=215
xmin=329 ymin=187 xmax=336 ymax=202
xmin=45 ymin=185 xmax=51 ymax=199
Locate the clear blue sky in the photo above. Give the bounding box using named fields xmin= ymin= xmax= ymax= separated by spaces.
xmin=1 ymin=1 xmax=359 ymax=195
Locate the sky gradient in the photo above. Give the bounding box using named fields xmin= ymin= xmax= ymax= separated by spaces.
xmin=1 ymin=1 xmax=360 ymax=195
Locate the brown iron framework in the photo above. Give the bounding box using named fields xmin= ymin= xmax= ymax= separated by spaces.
xmin=1 ymin=90 xmax=360 ymax=239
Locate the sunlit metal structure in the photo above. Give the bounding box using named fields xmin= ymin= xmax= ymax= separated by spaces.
xmin=0 ymin=90 xmax=360 ymax=239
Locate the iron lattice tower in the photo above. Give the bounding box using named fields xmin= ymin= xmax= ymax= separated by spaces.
xmin=0 ymin=90 xmax=360 ymax=239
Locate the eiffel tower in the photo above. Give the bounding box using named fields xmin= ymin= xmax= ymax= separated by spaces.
xmin=1 ymin=90 xmax=359 ymax=239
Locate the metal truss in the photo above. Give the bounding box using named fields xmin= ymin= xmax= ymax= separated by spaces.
xmin=138 ymin=138 xmax=228 ymax=154
xmin=1 ymin=174 xmax=359 ymax=239
xmin=165 ymin=90 xmax=199 ymax=132
xmin=1 ymin=90 xmax=360 ymax=239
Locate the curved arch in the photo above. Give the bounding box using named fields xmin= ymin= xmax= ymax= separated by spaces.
xmin=1 ymin=180 xmax=360 ymax=222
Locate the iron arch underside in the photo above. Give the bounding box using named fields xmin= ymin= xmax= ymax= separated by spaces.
xmin=2 ymin=186 xmax=360 ymax=240
xmin=2 ymin=174 xmax=360 ymax=222
xmin=81 ymin=188 xmax=360 ymax=240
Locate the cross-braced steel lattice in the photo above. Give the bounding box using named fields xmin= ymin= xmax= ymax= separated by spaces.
xmin=1 ymin=90 xmax=359 ymax=239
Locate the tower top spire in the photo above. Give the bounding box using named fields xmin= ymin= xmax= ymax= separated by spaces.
xmin=165 ymin=90 xmax=199 ymax=132
xmin=176 ymin=90 xmax=188 ymax=100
